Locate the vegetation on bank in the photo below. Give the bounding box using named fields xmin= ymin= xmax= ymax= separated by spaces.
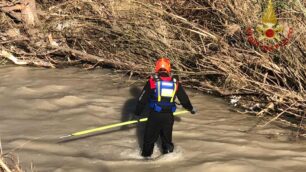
xmin=0 ymin=144 xmax=23 ymax=172
xmin=0 ymin=0 xmax=305 ymax=135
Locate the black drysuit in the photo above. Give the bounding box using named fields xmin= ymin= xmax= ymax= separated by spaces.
xmin=134 ymin=75 xmax=193 ymax=157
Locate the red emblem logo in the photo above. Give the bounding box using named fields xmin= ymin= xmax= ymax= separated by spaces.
xmin=246 ymin=0 xmax=293 ymax=52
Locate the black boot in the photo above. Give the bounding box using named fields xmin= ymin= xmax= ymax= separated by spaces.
xmin=162 ymin=143 xmax=174 ymax=154
xmin=141 ymin=152 xmax=151 ymax=157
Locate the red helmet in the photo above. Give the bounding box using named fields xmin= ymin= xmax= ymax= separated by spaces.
xmin=155 ymin=57 xmax=171 ymax=73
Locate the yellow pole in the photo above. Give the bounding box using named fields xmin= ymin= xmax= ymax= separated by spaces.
xmin=60 ymin=110 xmax=189 ymax=139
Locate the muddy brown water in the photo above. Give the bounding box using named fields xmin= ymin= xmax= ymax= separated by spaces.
xmin=0 ymin=66 xmax=306 ymax=172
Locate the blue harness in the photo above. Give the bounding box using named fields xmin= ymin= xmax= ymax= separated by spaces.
xmin=149 ymin=76 xmax=177 ymax=112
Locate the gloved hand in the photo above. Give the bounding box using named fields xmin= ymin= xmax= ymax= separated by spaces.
xmin=190 ymin=108 xmax=197 ymax=115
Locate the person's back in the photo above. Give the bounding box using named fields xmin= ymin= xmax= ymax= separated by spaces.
xmin=134 ymin=57 xmax=196 ymax=158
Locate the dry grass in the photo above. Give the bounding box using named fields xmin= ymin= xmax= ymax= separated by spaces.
xmin=0 ymin=142 xmax=23 ymax=172
xmin=0 ymin=0 xmax=305 ymax=134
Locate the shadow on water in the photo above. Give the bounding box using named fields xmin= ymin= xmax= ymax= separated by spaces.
xmin=121 ymin=86 xmax=148 ymax=149
xmin=120 ymin=86 xmax=141 ymax=128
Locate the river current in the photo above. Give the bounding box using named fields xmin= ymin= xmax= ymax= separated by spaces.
xmin=0 ymin=66 xmax=306 ymax=172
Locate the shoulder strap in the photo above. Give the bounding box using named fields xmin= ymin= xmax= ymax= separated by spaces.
xmin=149 ymin=74 xmax=162 ymax=89
xmin=172 ymin=75 xmax=179 ymax=91
xmin=149 ymin=75 xmax=156 ymax=89
xmin=170 ymin=77 xmax=178 ymax=102
xmin=153 ymin=74 xmax=160 ymax=82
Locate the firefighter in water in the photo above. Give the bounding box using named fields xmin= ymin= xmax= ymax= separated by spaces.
xmin=134 ymin=57 xmax=196 ymax=157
